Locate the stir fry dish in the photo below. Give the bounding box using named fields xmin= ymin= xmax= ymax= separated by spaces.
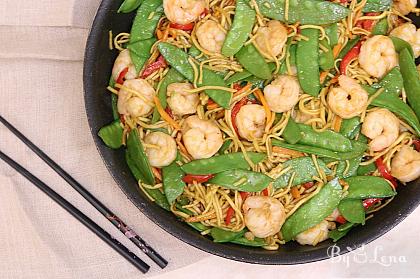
xmin=98 ymin=0 xmax=420 ymax=249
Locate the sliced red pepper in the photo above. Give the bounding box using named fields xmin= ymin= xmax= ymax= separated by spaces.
xmin=231 ymin=97 xmax=249 ymax=136
xmin=355 ymin=12 xmax=379 ymax=32
xmin=262 ymin=188 xmax=269 ymax=196
xmin=302 ymin=181 xmax=314 ymax=189
xmin=233 ymin=83 xmax=242 ymax=91
xmin=169 ymin=22 xmax=195 ymax=31
xmin=363 ymin=198 xmax=381 ymax=209
xmin=225 ymin=206 xmax=235 ymax=225
xmin=375 ymin=157 xmax=397 ymax=188
xmin=340 ymin=41 xmax=362 ymax=75
xmin=199 ymin=8 xmax=209 ymax=19
xmin=165 ymin=107 xmax=174 ymax=119
xmin=182 ymin=174 xmax=214 ymax=184
xmin=339 ymin=0 xmax=348 ymax=3
xmin=116 ymin=67 xmax=129 ymax=85
xmin=140 ymin=55 xmax=167 ymax=79
xmin=413 ymin=139 xmax=420 ymax=151
xmin=336 ymin=215 xmax=347 ymax=224
xmin=240 ymin=191 xmax=250 ymax=200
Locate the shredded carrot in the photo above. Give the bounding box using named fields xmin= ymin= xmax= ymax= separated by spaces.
xmin=333 ymin=116 xmax=342 ymax=132
xmin=272 ymin=146 xmax=305 ymax=157
xmin=254 ymin=89 xmax=272 ymax=124
xmin=156 ymin=29 xmax=163 ymax=40
xmin=207 ymin=102 xmax=220 ymax=110
xmin=332 ymin=43 xmax=342 ymax=58
xmin=153 ymin=95 xmax=181 ymax=130
xmin=186 ymin=212 xmax=217 ymax=222
xmin=233 ymin=83 xmax=252 ymax=98
xmin=176 ymin=132 xmax=193 ymax=160
xmin=320 ymin=71 xmax=328 ymax=83
xmin=291 ymin=187 xmax=301 ymax=199
xmin=152 ymin=167 xmax=162 ymax=182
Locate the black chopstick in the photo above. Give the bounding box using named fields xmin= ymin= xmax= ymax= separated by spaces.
xmin=0 ymin=150 xmax=150 ymax=273
xmin=0 ymin=115 xmax=168 ymax=269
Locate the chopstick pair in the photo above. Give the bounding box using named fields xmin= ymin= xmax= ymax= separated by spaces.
xmin=0 ymin=115 xmax=168 ymax=273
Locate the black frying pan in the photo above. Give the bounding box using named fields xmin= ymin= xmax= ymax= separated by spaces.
xmin=83 ymin=0 xmax=420 ymax=264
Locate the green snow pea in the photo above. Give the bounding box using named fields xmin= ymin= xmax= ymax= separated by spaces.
xmin=209 ymin=169 xmax=272 ymax=192
xmin=118 ymin=0 xmax=142 ymax=13
xmin=255 ymin=0 xmax=349 ymax=24
xmin=370 ymin=67 xmax=403 ymax=97
xmin=222 ymin=0 xmax=255 ymax=57
xmin=325 ymin=23 xmax=339 ymax=46
xmin=319 ymin=39 xmax=334 ymax=71
xmin=127 ymin=37 xmax=156 ymax=73
xmin=126 ymin=129 xmax=155 ymax=185
xmin=371 ymin=18 xmax=388 ymax=35
xmin=281 ymin=178 xmax=343 ymax=241
xmin=391 ymin=37 xmax=415 ymax=58
xmin=151 ymin=68 xmax=185 ymax=123
xmin=235 ymin=44 xmax=272 ymax=79
xmin=231 ymin=237 xmax=267 ymax=247
xmin=272 ymin=157 xmax=331 ymax=189
xmin=279 ymin=44 xmax=297 ymax=74
xmin=175 ymin=204 xmax=209 ymax=231
xmin=357 ymin=162 xmax=376 ymax=176
xmin=335 ymin=156 xmax=362 ymax=179
xmin=109 ymin=76 xmax=119 ymax=120
xmin=225 ymin=70 xmax=253 ymax=85
xmin=338 ymin=199 xmax=365 ymax=224
xmin=98 ymin=120 xmax=124 ymax=149
xmin=210 ymin=228 xmax=245 ymax=242
xmin=344 ymin=176 xmax=396 ymax=199
xmin=158 ymin=42 xmax=232 ymax=108
xmin=129 ymin=0 xmax=163 ymax=42
xmin=338 ymin=221 xmax=356 ymax=232
xmin=363 ymin=0 xmax=391 ymax=12
xmin=340 ymin=117 xmax=361 ymax=140
xmin=329 ymin=223 xmax=356 ymax=242
xmin=282 ymin=117 xmax=302 ymax=144
xmin=400 ymin=48 xmax=420 ymax=120
xmin=125 ymin=151 xmax=170 ymax=210
xmin=296 ymin=29 xmax=321 ymax=96
xmin=218 ymin=140 xmax=232 ymax=154
xmin=297 ymin=124 xmax=353 ymax=152
xmin=338 ymin=36 xmax=360 ymax=59
xmin=162 ymin=163 xmax=186 ymax=204
xmin=181 ymin=152 xmax=266 ymax=174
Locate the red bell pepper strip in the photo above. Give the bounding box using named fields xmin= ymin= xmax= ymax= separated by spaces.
xmin=116 ymin=67 xmax=129 ymax=85
xmin=375 ymin=157 xmax=397 ymax=188
xmin=169 ymin=22 xmax=195 ymax=31
xmin=240 ymin=191 xmax=250 ymax=200
xmin=363 ymin=198 xmax=381 ymax=209
xmin=355 ymin=12 xmax=379 ymax=32
xmin=262 ymin=188 xmax=269 ymax=196
xmin=413 ymin=139 xmax=420 ymax=151
xmin=165 ymin=107 xmax=174 ymax=119
xmin=200 ymin=8 xmax=209 ymax=19
xmin=140 ymin=56 xmax=167 ymax=78
xmin=340 ymin=41 xmax=362 ymax=75
xmin=233 ymin=83 xmax=242 ymax=91
xmin=231 ymin=98 xmax=248 ymax=136
xmin=225 ymin=207 xmax=235 ymax=225
xmin=302 ymin=181 xmax=314 ymax=189
xmin=336 ymin=215 xmax=347 ymax=224
xmin=182 ymin=174 xmax=214 ymax=184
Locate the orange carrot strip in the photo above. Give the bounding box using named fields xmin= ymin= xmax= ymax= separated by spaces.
xmin=332 ymin=43 xmax=342 ymax=58
xmin=153 ymin=95 xmax=181 ymax=130
xmin=291 ymin=187 xmax=301 ymax=199
xmin=254 ymin=89 xmax=272 ymax=124
xmin=272 ymin=146 xmax=305 ymax=157
xmin=333 ymin=116 xmax=342 ymax=133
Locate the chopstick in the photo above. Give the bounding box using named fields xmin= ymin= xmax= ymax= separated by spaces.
xmin=0 ymin=150 xmax=150 ymax=274
xmin=0 ymin=115 xmax=168 ymax=269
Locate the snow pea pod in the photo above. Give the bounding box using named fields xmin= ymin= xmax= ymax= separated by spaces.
xmin=209 ymin=169 xmax=272 ymax=192
xmin=218 ymin=140 xmax=232 ymax=154
xmin=340 ymin=117 xmax=361 ymax=140
xmin=363 ymin=0 xmax=391 ymax=12
xmin=225 ymin=70 xmax=252 ymax=85
xmin=391 ymin=37 xmax=415 ymax=58
xmin=281 ymin=178 xmax=343 ymax=241
xmin=151 ymin=68 xmax=185 ymax=123
xmin=210 ymin=228 xmax=245 ymax=242
xmin=255 ymin=0 xmax=349 ymax=24
xmin=98 ymin=120 xmax=124 ymax=149
xmin=297 ymin=124 xmax=353 ymax=152
xmin=400 ymin=48 xmax=420 ymax=120
xmin=372 ymin=17 xmax=388 ymax=35
xmin=338 ymin=199 xmax=365 ymax=224
xmin=129 ymin=0 xmax=163 ymax=42
xmin=118 ymin=0 xmax=142 ymax=13
xmin=344 ymin=176 xmax=396 ymax=199
xmin=279 ymin=44 xmax=297 ymax=74
xmin=222 ymin=0 xmax=255 ymax=57
xmin=319 ymin=39 xmax=334 ymax=71
xmin=335 ymin=156 xmax=362 ymax=179
xmin=357 ymin=162 xmax=376 ymax=176
xmin=235 ymin=44 xmax=271 ymax=79
xmin=175 ymin=204 xmax=209 ymax=231
xmin=370 ymin=67 xmax=403 ymax=97
xmin=272 ymin=157 xmax=331 ymax=189
xmin=126 ymin=129 xmax=155 ymax=185
xmin=329 ymin=223 xmax=355 ymax=242
xmin=325 ymin=24 xmax=339 ymax=46
xmin=282 ymin=117 xmax=302 ymax=144
xmin=231 ymin=237 xmax=267 ymax=247
xmin=181 ymin=152 xmax=266 ymax=174
xmin=127 ymin=37 xmax=156 ymax=73
xmin=337 ymin=36 xmax=360 ymax=59
xmin=296 ymin=29 xmax=321 ymax=96
xmin=162 ymin=163 xmax=186 ymax=204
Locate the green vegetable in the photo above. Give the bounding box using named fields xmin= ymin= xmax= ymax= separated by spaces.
xmin=118 ymin=0 xmax=142 ymax=13
xmin=370 ymin=67 xmax=403 ymax=97
xmin=273 ymin=157 xmax=331 ymax=189
xmin=344 ymin=176 xmax=396 ymax=199
xmin=279 ymin=44 xmax=297 ymax=75
xmin=282 ymin=117 xmax=302 ymax=144
xmin=296 ymin=29 xmax=321 ymax=96
xmin=129 ymin=0 xmax=163 ymax=42
xmin=201 ymin=68 xmax=232 ymax=108
xmin=126 ymin=129 xmax=155 ymax=185
xmin=175 ymin=204 xmax=209 ymax=231
xmin=281 ymin=178 xmax=343 ymax=241
xmin=337 ymin=36 xmax=360 ymax=59
xmin=391 ymin=37 xmax=415 ymax=58
xmin=209 ymin=169 xmax=272 ymax=192
xmin=181 ymin=152 xmax=266 ymax=174
xmin=255 ymin=0 xmax=349 ymax=24
xmin=400 ymin=48 xmax=420 ymax=121
xmin=225 ymin=70 xmax=253 ymax=85
xmin=210 ymin=228 xmax=245 ymax=242
xmin=329 ymin=223 xmax=355 ymax=242
xmin=338 ymin=199 xmax=365 ymax=224
xmin=235 ymin=44 xmax=272 ymax=79
xmin=363 ymin=0 xmax=391 ymax=12
xmin=335 ymin=156 xmax=362 ymax=179
xmin=162 ymin=163 xmax=186 ymax=204
xmin=218 ymin=140 xmax=232 ymax=154
xmin=151 ymin=68 xmax=185 ymax=123
xmin=222 ymin=0 xmax=255 ymax=56
xmin=111 ymin=95 xmax=119 ymax=120
xmin=325 ymin=23 xmax=339 ymax=46
xmin=371 ymin=18 xmax=388 ymax=35
xmin=319 ymin=39 xmax=334 ymax=71
xmin=338 ymin=221 xmax=355 ymax=232
xmin=231 ymin=237 xmax=266 ymax=247
xmin=98 ymin=120 xmax=124 ymax=149
xmin=357 ymin=162 xmax=376 ymax=176
xmin=340 ymin=117 xmax=361 ymax=140
xmin=297 ymin=124 xmax=353 ymax=152
xmin=127 ymin=37 xmax=156 ymax=73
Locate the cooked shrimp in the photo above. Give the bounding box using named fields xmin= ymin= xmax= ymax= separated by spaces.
xmin=167 ymin=82 xmax=199 ymax=116
xmin=117 ymin=79 xmax=155 ymax=118
xmin=327 ymin=75 xmax=369 ymax=119
xmin=235 ymin=104 xmax=266 ymax=141
xmin=182 ymin=115 xmax=223 ymax=159
xmin=163 ymin=0 xmax=206 ymax=25
xmin=391 ymin=145 xmax=420 ymax=182
xmin=144 ymin=132 xmax=177 ymax=167
xmin=243 ymin=196 xmax=286 ymax=238
xmin=393 ymin=0 xmax=417 ymax=15
xmin=358 ymin=35 xmax=398 ymax=78
xmin=361 ymin=108 xmax=400 ymax=152
xmin=196 ymin=20 xmax=226 ymax=54
xmin=390 ymin=23 xmax=420 ymax=58
xmin=263 ymin=75 xmax=301 ymax=113
xmin=295 ymin=220 xmax=333 ymax=246
xmin=112 ymin=49 xmax=137 ymax=81
xmin=255 ymin=20 xmax=288 ymax=57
